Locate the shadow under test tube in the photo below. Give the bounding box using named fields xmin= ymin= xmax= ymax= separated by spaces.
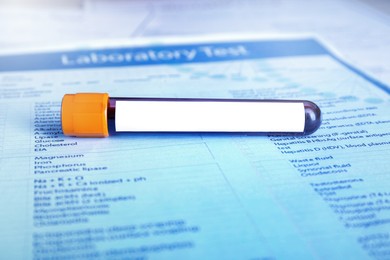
xmin=61 ymin=93 xmax=321 ymax=137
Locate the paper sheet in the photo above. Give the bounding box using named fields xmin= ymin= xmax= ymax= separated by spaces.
xmin=2 ymin=0 xmax=390 ymax=85
xmin=0 ymin=36 xmax=389 ymax=259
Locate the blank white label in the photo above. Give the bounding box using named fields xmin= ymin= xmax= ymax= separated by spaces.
xmin=115 ymin=100 xmax=305 ymax=132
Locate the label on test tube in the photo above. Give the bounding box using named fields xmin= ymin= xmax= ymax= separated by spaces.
xmin=61 ymin=93 xmax=321 ymax=137
xmin=115 ymin=100 xmax=305 ymax=132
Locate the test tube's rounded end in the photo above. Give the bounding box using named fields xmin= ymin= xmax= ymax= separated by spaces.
xmin=61 ymin=93 xmax=110 ymax=137
xmin=303 ymin=101 xmax=322 ymax=135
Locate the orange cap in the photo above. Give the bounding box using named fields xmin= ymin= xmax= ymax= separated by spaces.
xmin=61 ymin=93 xmax=109 ymax=137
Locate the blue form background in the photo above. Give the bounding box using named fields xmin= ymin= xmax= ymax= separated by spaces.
xmin=0 ymin=38 xmax=389 ymax=94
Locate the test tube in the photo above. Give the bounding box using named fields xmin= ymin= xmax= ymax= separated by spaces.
xmin=61 ymin=93 xmax=321 ymax=137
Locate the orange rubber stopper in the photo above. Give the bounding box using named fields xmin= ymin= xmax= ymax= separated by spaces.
xmin=61 ymin=93 xmax=109 ymax=137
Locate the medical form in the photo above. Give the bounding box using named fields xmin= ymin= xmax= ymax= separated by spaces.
xmin=0 ymin=36 xmax=389 ymax=259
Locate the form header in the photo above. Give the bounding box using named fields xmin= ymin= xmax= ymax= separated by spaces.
xmin=0 ymin=39 xmax=328 ymax=72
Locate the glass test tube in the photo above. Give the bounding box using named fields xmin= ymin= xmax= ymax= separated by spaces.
xmin=61 ymin=93 xmax=321 ymax=137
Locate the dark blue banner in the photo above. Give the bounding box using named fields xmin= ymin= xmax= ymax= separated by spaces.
xmin=0 ymin=39 xmax=329 ymax=72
